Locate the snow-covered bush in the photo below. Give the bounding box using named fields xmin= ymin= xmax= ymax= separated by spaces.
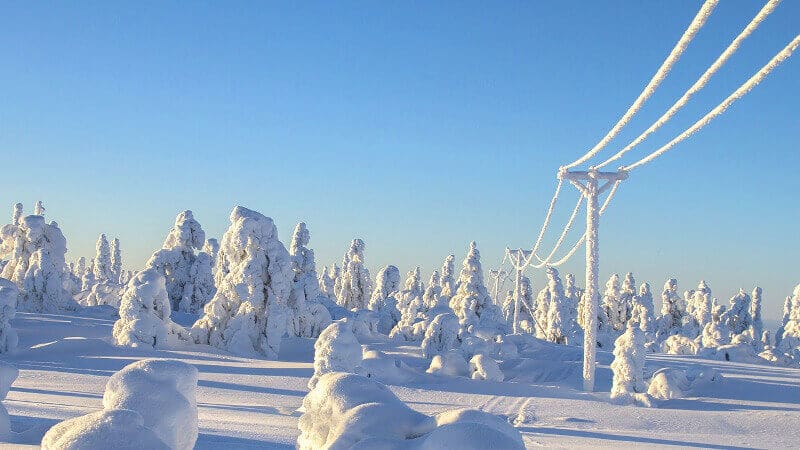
xmin=661 ymin=334 xmax=699 ymax=355
xmin=41 ymin=358 xmax=198 ymax=450
xmin=427 ymin=349 xmax=470 ymax=377
xmin=297 ymin=372 xmax=525 ymax=450
xmin=610 ymin=320 xmax=647 ymax=404
xmin=544 ymin=267 xmax=581 ymax=345
xmin=0 ymin=362 xmax=18 ymax=440
xmin=647 ymin=366 xmax=722 ymax=400
xmin=421 ymin=312 xmax=460 ymax=358
xmin=287 ymin=223 xmax=332 ymax=338
xmin=309 ymin=319 xmax=363 ymax=389
xmin=334 ymin=239 xmax=373 ymax=311
xmin=146 ymin=211 xmax=211 ymax=312
xmin=469 ymin=354 xmax=503 ymax=381
xmin=0 ymin=279 xmax=18 ymax=354
xmin=41 ymin=409 xmax=169 ymax=450
xmin=112 ymin=269 xmax=188 ymax=348
xmin=450 ymin=242 xmax=498 ymax=329
xmin=191 ymin=207 xmax=293 ymax=358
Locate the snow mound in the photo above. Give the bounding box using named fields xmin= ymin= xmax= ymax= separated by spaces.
xmin=297 ymin=372 xmax=524 ymax=450
xmin=469 ymin=354 xmax=503 ymax=381
xmin=309 ymin=319 xmax=363 ymax=389
xmin=0 ymin=361 xmax=19 ymax=440
xmin=647 ymin=366 xmax=723 ymax=400
xmin=102 ymin=358 xmax=198 ymax=450
xmin=41 ymin=409 xmax=169 ymax=450
xmin=361 ymin=350 xmax=417 ymax=384
xmin=661 ymin=335 xmax=699 ymax=355
xmin=427 ymin=349 xmax=470 ymax=377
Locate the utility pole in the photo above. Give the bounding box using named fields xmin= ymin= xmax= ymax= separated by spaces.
xmin=488 ymin=268 xmax=508 ymax=308
xmin=560 ymin=168 xmax=627 ymax=392
xmin=505 ymin=248 xmax=532 ymax=335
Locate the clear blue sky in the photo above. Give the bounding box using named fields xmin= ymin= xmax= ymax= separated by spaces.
xmin=1 ymin=1 xmax=798 ymax=321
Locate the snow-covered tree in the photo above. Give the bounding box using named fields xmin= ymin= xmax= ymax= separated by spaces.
xmin=308 ymin=320 xmax=362 ymax=389
xmin=750 ymin=286 xmax=764 ymax=340
xmin=287 ymin=223 xmax=332 ymax=338
xmin=11 ymin=203 xmax=22 ymax=226
xmin=334 ymin=239 xmax=372 ymax=311
xmin=692 ymin=281 xmax=713 ymax=332
xmin=610 ymin=320 xmax=647 ymax=402
xmin=110 ymin=238 xmax=122 ymax=284
xmin=631 ymin=283 xmax=655 ymax=340
xmin=145 ymin=211 xmax=208 ymax=312
xmin=776 ymin=284 xmax=800 ymax=359
xmin=202 ymin=238 xmax=219 ymax=261
xmin=0 ymin=279 xmax=18 ymax=354
xmin=602 ymin=274 xmax=625 ymax=332
xmin=505 ymin=275 xmax=534 ymax=333
xmin=776 ymin=294 xmax=792 ymax=347
xmin=368 ymin=265 xmax=402 ymax=335
xmin=318 ymin=265 xmax=338 ymax=300
xmin=422 ymin=270 xmax=442 ymax=312
xmin=191 ymin=207 xmax=293 ymax=358
xmin=720 ymin=289 xmax=752 ymax=337
xmin=93 ymin=234 xmax=114 ymax=284
xmin=565 ymin=274 xmax=584 ymax=328
xmin=177 ymin=251 xmax=216 ymax=314
xmin=450 ymin=242 xmax=494 ymax=328
xmin=390 ymin=267 xmax=425 ymax=341
xmin=112 ymin=269 xmax=187 ymax=348
xmin=701 ymin=314 xmax=730 ymax=348
xmin=619 ymin=273 xmax=636 ymax=324
xmin=421 ymin=313 xmax=460 ymax=359
xmin=544 ymin=267 xmax=580 ymax=345
xmin=439 ymin=254 xmax=457 ymax=306
xmin=33 ymin=201 xmax=45 ymax=217
xmin=656 ymin=278 xmax=684 ymax=340
xmin=81 ymin=259 xmax=96 ymax=292
xmin=1 ymin=215 xmax=77 ymax=312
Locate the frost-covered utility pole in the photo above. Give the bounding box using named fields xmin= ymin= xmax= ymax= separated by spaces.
xmin=488 ymin=268 xmax=508 ymax=308
xmin=505 ymin=248 xmax=532 ymax=335
xmin=561 ymin=168 xmax=627 ymax=392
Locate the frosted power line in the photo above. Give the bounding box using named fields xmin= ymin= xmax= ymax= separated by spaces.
xmin=624 ymin=34 xmax=800 ymax=171
xmin=596 ymin=0 xmax=782 ymax=169
xmin=563 ymin=0 xmax=719 ymax=170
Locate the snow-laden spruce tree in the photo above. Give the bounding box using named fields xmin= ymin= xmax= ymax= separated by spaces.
xmin=93 ymin=234 xmax=114 ymax=284
xmin=201 ymin=238 xmax=219 ymax=261
xmin=720 ymin=289 xmax=752 ymax=337
xmin=81 ymin=259 xmax=95 ymax=292
xmin=33 ymin=201 xmax=45 ymax=216
xmin=440 ymin=254 xmax=457 ymax=306
xmin=113 ymin=269 xmax=188 ymax=348
xmin=631 ymin=283 xmax=655 ymax=343
xmin=110 ymin=237 xmax=122 ymax=284
xmin=1 ymin=215 xmax=77 ymax=313
xmin=565 ymin=273 xmax=584 ymax=328
xmin=545 ymin=267 xmax=580 ymax=345
xmin=619 ymin=273 xmax=636 ymax=325
xmin=390 ymin=267 xmax=425 ymax=341
xmin=610 ymin=319 xmax=647 ymax=403
xmin=602 ymin=273 xmax=625 ymax=332
xmin=421 ymin=312 xmax=460 ymax=359
xmin=656 ymin=278 xmax=684 ymax=341
xmin=450 ymin=242 xmax=494 ymax=328
xmin=775 ymin=294 xmax=793 ymax=347
xmin=177 ymin=251 xmax=216 ymax=314
xmin=422 ymin=270 xmax=442 ymax=312
xmin=701 ymin=311 xmax=730 ymax=348
xmin=146 ymin=211 xmax=210 ymax=312
xmin=334 ymin=239 xmax=372 ymax=311
xmin=318 ymin=265 xmax=337 ymax=300
xmin=0 ymin=279 xmax=18 ymax=354
xmin=287 ymin=223 xmax=332 ymax=338
xmin=191 ymin=207 xmax=293 ymax=358
xmin=367 ymin=265 xmax=402 ymax=334
xmin=750 ymin=287 xmax=764 ymax=341
xmin=776 ymin=284 xmax=800 ymax=359
xmin=692 ymin=281 xmax=713 ymax=333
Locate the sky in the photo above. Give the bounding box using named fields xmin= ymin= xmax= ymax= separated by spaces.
xmin=1 ymin=1 xmax=798 ymax=322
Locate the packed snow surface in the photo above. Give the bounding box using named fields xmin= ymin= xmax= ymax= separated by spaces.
xmin=1 ymin=308 xmax=799 ymax=448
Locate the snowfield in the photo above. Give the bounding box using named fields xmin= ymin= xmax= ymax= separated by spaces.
xmin=3 ymin=308 xmax=799 ymax=449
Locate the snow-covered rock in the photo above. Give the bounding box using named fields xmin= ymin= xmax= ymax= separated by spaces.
xmin=102 ymin=359 xmax=198 ymax=450
xmin=297 ymin=372 xmax=524 ymax=450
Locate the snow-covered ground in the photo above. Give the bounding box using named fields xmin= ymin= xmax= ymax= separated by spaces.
xmin=3 ymin=308 xmax=799 ymax=449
